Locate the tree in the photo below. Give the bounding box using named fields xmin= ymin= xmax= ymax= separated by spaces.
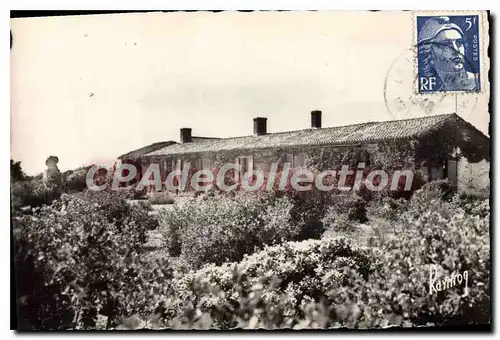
xmin=10 ymin=159 xmax=25 ymax=182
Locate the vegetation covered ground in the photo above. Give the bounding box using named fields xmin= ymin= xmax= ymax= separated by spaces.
xmin=11 ymin=162 xmax=490 ymax=330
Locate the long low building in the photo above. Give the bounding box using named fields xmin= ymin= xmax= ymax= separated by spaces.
xmin=121 ymin=111 xmax=489 ymax=195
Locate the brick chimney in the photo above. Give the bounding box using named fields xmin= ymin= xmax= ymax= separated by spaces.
xmin=311 ymin=110 xmax=322 ymax=128
xmin=253 ymin=117 xmax=267 ymax=136
xmin=180 ymin=128 xmax=192 ymax=143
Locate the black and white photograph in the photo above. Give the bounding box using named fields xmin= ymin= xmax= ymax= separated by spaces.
xmin=10 ymin=10 xmax=491 ymax=331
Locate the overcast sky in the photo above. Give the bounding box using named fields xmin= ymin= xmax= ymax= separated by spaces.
xmin=11 ymin=11 xmax=489 ymax=174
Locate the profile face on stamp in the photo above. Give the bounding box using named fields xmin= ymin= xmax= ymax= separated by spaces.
xmin=417 ymin=15 xmax=481 ymax=93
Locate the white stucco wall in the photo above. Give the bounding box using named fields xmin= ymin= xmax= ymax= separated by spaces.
xmin=457 ymin=157 xmax=490 ymax=196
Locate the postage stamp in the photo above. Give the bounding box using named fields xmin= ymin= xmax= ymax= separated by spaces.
xmin=416 ymin=15 xmax=481 ymax=93
xmin=384 ymin=46 xmax=480 ymax=120
xmin=10 ymin=11 xmax=491 ymax=331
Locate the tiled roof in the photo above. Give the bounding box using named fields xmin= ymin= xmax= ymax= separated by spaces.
xmin=191 ymin=136 xmax=222 ymax=142
xmin=118 ymin=141 xmax=176 ymax=160
xmin=144 ymin=114 xmax=456 ymax=157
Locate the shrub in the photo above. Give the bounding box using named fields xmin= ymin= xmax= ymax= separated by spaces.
xmin=407 ymin=179 xmax=453 ymax=209
xmin=133 ymin=186 xmax=149 ymax=199
xmin=11 ymin=180 xmax=32 ymax=209
xmin=159 ymin=236 xmax=372 ymax=329
xmin=153 ymin=183 xmax=490 ymax=329
xmin=62 ymin=167 xmax=88 ymax=193
xmin=321 ymin=208 xmax=351 ymax=235
xmin=157 ymin=192 xmax=297 ymax=268
xmin=289 ymin=191 xmax=327 ymax=240
xmin=365 ymin=180 xmax=455 ymax=225
xmin=13 ymin=194 xmax=168 ymax=330
xmin=350 ymin=182 xmax=490 ymax=327
xmin=321 ymin=192 xmax=368 ymax=236
xmin=450 ymin=194 xmax=490 ymax=218
xmin=15 ymin=178 xmax=490 ymax=330
xmin=148 ymin=192 xmax=175 ymax=205
xmin=107 ymin=186 xmax=148 ymax=200
xmin=360 ymin=201 xmax=490 ymax=327
xmin=366 ymin=195 xmax=408 ymax=222
xmin=11 ymin=178 xmax=62 ymax=210
xmin=81 ymin=189 xmax=158 ymax=231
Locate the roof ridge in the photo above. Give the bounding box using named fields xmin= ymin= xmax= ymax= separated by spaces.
xmin=203 ymin=113 xmax=456 ymax=141
xmin=192 ymin=136 xmax=221 ymax=139
xmin=414 ymin=113 xmax=456 ymax=137
xmin=143 ymin=113 xmax=460 ymax=157
xmin=118 ymin=140 xmax=176 ymax=159
xmin=446 ymin=113 xmax=490 ymax=140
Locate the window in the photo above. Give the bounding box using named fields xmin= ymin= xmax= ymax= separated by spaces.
xmin=175 ymin=159 xmax=190 ymax=172
xmin=239 ymin=157 xmax=248 ymax=174
xmin=236 ymin=156 xmax=253 ymax=180
xmin=294 ymin=153 xmax=307 ymax=167
xmin=161 ymin=160 xmax=168 ymax=179
xmin=285 ymin=153 xmax=294 ymax=167
xmin=193 ymin=159 xmax=202 ymax=171
xmin=202 ymin=158 xmax=212 ymax=171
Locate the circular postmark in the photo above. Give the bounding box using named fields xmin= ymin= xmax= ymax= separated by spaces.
xmin=384 ymin=46 xmax=479 ymax=120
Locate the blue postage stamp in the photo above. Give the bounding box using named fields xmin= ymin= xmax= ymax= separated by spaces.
xmin=416 ymin=15 xmax=481 ymax=93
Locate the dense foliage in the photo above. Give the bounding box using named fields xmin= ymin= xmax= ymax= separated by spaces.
xmin=12 ymin=178 xmax=490 ymax=329
xmin=11 ymin=178 xmax=62 ymax=210
xmin=148 ymin=192 xmax=174 ymax=205
xmin=11 ymin=159 xmax=25 ymax=182
xmin=157 ymin=192 xmax=297 ymax=268
xmin=150 ymin=183 xmax=490 ymax=329
xmin=13 ymin=193 xmax=165 ymax=330
xmin=62 ymin=167 xmax=89 ymax=193
xmin=160 ymin=236 xmax=372 ymax=329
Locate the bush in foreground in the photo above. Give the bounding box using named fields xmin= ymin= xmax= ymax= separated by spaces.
xmin=149 ymin=184 xmax=490 ymax=329
xmin=11 ymin=179 xmax=62 ymax=210
xmin=157 ymin=192 xmax=297 ymax=268
xmin=13 ymin=194 xmax=168 ymax=330
xmin=14 ymin=181 xmax=490 ymax=330
xmin=158 ymin=236 xmax=371 ymax=329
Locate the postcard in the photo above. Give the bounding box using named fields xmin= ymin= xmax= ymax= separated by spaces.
xmin=11 ymin=10 xmax=490 ymax=331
